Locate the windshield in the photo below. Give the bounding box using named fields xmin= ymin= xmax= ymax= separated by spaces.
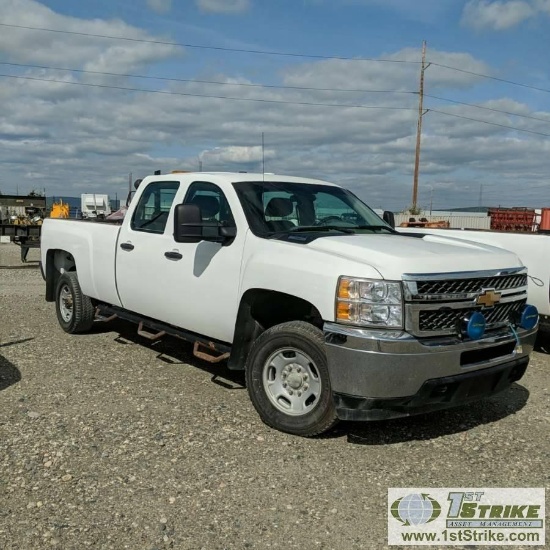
xmin=233 ymin=180 xmax=391 ymax=237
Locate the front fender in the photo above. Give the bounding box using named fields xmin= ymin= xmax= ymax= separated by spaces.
xmin=240 ymin=237 xmax=383 ymax=322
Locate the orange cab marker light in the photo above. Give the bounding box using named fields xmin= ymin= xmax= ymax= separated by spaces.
xmin=338 ymin=279 xmax=351 ymax=299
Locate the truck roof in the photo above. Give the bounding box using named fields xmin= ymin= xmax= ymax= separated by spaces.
xmin=142 ymin=172 xmax=339 ymax=187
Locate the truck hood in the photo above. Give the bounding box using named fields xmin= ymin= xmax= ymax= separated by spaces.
xmin=306 ymin=233 xmax=522 ymax=280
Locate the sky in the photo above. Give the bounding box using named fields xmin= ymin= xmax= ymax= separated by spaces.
xmin=0 ymin=0 xmax=549 ymax=211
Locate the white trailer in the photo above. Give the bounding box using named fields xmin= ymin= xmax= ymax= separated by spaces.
xmin=80 ymin=194 xmax=111 ymax=219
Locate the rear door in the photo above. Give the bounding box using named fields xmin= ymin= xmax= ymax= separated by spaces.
xmin=116 ymin=179 xmax=245 ymax=343
xmin=116 ymin=179 xmax=182 ymax=321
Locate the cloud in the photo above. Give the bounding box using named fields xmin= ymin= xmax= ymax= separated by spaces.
xmin=283 ymin=48 xmax=493 ymax=93
xmin=3 ymin=59 xmax=546 ymax=210
xmin=196 ymin=0 xmax=251 ymax=14
xmin=343 ymin=0 xmax=455 ymax=23
xmin=0 ymin=3 xmax=547 ymax=211
xmin=200 ymin=146 xmax=275 ymax=166
xmin=146 ymin=0 xmax=172 ymax=14
xmin=0 ymin=0 xmax=180 ymax=71
xmin=461 ymin=0 xmax=550 ymax=30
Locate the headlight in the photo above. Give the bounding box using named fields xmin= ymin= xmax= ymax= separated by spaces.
xmin=336 ymin=276 xmax=403 ymax=328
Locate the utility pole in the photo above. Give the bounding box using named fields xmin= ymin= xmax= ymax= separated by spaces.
xmin=479 ymin=183 xmax=483 ymax=209
xmin=412 ymin=40 xmax=428 ymax=213
xmin=262 ymin=132 xmax=265 ymax=175
xmin=128 ymin=172 xmax=132 ymax=196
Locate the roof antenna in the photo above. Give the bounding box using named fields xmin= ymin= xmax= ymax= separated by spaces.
xmin=262 ymin=132 xmax=265 ymax=181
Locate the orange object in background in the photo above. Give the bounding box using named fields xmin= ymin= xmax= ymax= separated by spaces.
xmin=488 ymin=207 xmax=536 ymax=232
xmin=540 ymin=208 xmax=550 ymax=232
xmin=50 ymin=200 xmax=69 ymax=219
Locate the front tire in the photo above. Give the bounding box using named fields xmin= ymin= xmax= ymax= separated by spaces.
xmin=55 ymin=272 xmax=95 ymax=333
xmin=245 ymin=321 xmax=338 ymax=436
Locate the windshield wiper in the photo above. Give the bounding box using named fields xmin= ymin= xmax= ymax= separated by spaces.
xmin=288 ymin=225 xmax=355 ymax=234
xmin=265 ymin=225 xmax=355 ymax=238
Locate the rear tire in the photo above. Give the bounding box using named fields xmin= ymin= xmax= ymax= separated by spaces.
xmin=55 ymin=272 xmax=95 ymax=333
xmin=245 ymin=321 xmax=338 ymax=437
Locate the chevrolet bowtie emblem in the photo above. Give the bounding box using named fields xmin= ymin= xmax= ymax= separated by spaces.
xmin=476 ymin=289 xmax=502 ymax=308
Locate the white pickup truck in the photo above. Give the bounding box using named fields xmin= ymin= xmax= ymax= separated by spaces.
xmin=41 ymin=172 xmax=538 ymax=436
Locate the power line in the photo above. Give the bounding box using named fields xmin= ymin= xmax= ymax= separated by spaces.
xmin=4 ymin=61 xmax=549 ymax=125
xmin=429 ymin=62 xmax=550 ymax=95
xmin=0 ymin=62 xmax=415 ymax=95
xmin=429 ymin=109 xmax=550 ymax=137
xmin=2 ymin=22 xmax=548 ymax=101
xmin=2 ymin=72 xmax=548 ymax=138
xmin=1 ymin=22 xmax=548 ymax=94
xmin=0 ymin=73 xmax=417 ymax=111
xmin=425 ymin=94 xmax=550 ymax=124
xmin=0 ymin=22 xmax=420 ymax=64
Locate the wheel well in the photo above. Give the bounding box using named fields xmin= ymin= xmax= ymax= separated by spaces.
xmin=228 ymin=289 xmax=324 ymax=370
xmin=45 ymin=249 xmax=76 ymax=302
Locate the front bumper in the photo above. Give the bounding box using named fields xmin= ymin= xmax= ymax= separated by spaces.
xmin=324 ymin=322 xmax=537 ymax=421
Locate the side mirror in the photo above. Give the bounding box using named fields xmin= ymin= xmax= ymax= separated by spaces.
xmin=383 ymin=210 xmax=395 ymax=229
xmin=174 ymin=204 xmax=203 ymax=243
xmin=174 ymin=204 xmax=236 ymax=244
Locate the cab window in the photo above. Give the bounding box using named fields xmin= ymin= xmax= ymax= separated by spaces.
xmin=183 ymin=182 xmax=235 ymax=226
xmin=131 ymin=181 xmax=180 ymax=234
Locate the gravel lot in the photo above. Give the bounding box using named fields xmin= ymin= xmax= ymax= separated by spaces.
xmin=1 ymin=243 xmax=549 ymax=549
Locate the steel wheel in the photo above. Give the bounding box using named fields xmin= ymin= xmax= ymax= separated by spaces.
xmin=246 ymin=321 xmax=338 ymax=436
xmin=59 ymin=284 xmax=74 ymax=322
xmin=262 ymin=347 xmax=322 ymax=416
xmin=55 ymin=272 xmax=95 ymax=334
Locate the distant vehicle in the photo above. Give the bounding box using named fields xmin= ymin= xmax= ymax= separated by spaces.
xmin=41 ymin=172 xmax=538 ymax=436
xmin=0 ymin=193 xmax=45 ymax=260
xmin=80 ymin=194 xmax=111 ymax=219
xmin=399 ymin=217 xmax=450 ymax=229
xmin=0 ymin=193 xmax=46 ymax=225
xmin=394 ymin=225 xmax=550 ymax=332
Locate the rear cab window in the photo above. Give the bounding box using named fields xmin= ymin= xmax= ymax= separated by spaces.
xmin=131 ymin=181 xmax=180 ymax=234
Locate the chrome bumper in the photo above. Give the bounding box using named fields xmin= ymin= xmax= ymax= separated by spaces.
xmin=323 ymin=322 xmax=537 ymax=420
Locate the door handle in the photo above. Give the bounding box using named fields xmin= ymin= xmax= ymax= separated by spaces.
xmin=164 ymin=251 xmax=183 ymax=260
xmin=120 ymin=242 xmax=134 ymax=251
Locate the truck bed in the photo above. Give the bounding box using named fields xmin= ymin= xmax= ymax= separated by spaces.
xmin=40 ymin=218 xmax=122 ymax=307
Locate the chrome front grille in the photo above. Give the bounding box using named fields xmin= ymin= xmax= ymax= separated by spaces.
xmin=416 ymin=274 xmax=527 ymax=296
xmin=403 ymin=268 xmax=529 ymax=337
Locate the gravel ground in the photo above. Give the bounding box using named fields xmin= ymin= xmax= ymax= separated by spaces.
xmin=1 ymin=243 xmax=549 ymax=549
